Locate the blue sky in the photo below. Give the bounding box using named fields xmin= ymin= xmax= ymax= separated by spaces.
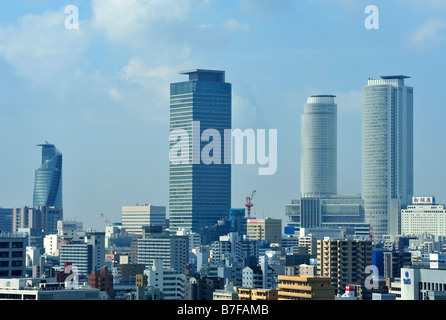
xmin=1 ymin=0 xmax=445 ymax=231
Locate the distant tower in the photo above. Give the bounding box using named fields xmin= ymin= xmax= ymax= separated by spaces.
xmin=300 ymin=95 xmax=337 ymax=197
xmin=362 ymin=76 xmax=413 ymax=241
xmin=33 ymin=142 xmax=63 ymax=209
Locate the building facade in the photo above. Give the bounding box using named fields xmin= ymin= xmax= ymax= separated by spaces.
xmin=144 ymin=259 xmax=186 ymax=300
xmin=362 ymin=76 xmax=413 ymax=241
xmin=12 ymin=206 xmax=62 ymax=235
xmin=301 ymin=95 xmax=337 ymax=197
xmin=246 ymin=218 xmax=282 ymax=244
xmin=277 ymin=275 xmax=335 ymax=300
xmin=169 ymin=69 xmax=232 ymax=234
xmin=317 ymin=239 xmax=373 ymax=294
xmin=137 ymin=228 xmax=188 ymax=273
xmin=0 ymin=232 xmax=26 ymax=278
xmin=33 ymin=142 xmax=63 ymax=209
xmin=121 ymin=205 xmax=166 ymax=236
xmin=401 ymin=197 xmax=446 ymax=237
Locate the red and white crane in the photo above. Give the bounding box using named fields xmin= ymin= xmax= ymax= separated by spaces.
xmin=245 ymin=190 xmax=256 ymax=216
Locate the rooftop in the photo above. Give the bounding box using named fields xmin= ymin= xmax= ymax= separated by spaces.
xmin=179 ymin=69 xmax=225 ymax=82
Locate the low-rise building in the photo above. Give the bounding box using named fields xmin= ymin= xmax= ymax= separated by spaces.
xmin=0 ymin=278 xmax=101 ymax=300
xmin=277 ymin=275 xmax=335 ymax=300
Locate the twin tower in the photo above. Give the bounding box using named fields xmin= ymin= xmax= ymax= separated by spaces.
xmin=300 ymin=76 xmax=414 ymax=241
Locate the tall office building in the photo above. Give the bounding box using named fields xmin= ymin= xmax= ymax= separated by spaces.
xmin=33 ymin=142 xmax=63 ymax=209
xmin=169 ymin=69 xmax=232 ymax=234
xmin=301 ymin=95 xmax=337 ymax=197
xmin=362 ymin=76 xmax=413 ymax=241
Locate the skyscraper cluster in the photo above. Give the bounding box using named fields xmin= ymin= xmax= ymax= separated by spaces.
xmin=2 ymin=69 xmax=445 ymax=302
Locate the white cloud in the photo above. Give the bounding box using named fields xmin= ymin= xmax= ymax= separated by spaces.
xmin=91 ymin=0 xmax=192 ymax=44
xmin=407 ymin=18 xmax=446 ymax=50
xmin=0 ymin=8 xmax=89 ymax=82
xmin=223 ymin=19 xmax=251 ymax=34
xmin=109 ymin=88 xmax=122 ymax=100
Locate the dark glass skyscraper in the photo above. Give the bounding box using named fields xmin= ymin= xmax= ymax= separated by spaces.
xmin=33 ymin=142 xmax=63 ymax=209
xmin=169 ymin=69 xmax=232 ymax=234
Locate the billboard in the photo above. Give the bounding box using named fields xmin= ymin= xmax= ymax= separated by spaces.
xmin=412 ymin=196 xmax=435 ymax=204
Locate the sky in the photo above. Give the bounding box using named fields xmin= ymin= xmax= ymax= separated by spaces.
xmin=0 ymin=0 xmax=445 ymax=231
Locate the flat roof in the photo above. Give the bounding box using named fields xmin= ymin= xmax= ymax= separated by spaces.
xmin=179 ymin=69 xmax=225 ymax=75
xmin=380 ymin=75 xmax=410 ymax=79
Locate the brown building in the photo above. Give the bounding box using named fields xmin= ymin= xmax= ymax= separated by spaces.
xmin=277 ymin=275 xmax=335 ymax=300
xmin=316 ymin=239 xmax=373 ymax=295
xmin=87 ymin=266 xmax=114 ymax=299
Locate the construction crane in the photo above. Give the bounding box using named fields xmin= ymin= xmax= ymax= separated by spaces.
xmin=99 ymin=212 xmax=112 ymax=226
xmin=245 ymin=190 xmax=256 ymax=216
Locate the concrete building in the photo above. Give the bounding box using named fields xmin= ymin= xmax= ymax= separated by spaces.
xmin=85 ymin=232 xmax=105 ymax=273
xmin=246 ymin=218 xmax=282 ymax=244
xmin=137 ymin=227 xmax=188 ymax=273
xmin=121 ymin=205 xmax=166 ymax=236
xmin=212 ymin=283 xmax=238 ymax=300
xmin=0 ymin=232 xmax=26 ymax=278
xmin=277 ymin=275 xmax=335 ymax=300
xmin=12 ymin=206 xmax=63 ymax=235
xmin=317 ymin=239 xmax=373 ymax=294
xmin=241 ymin=256 xmax=276 ymax=289
xmin=144 ymin=259 xmax=186 ymax=300
xmin=59 ymin=243 xmax=92 ymax=276
xmin=0 ymin=278 xmax=101 ymax=300
xmin=43 ymin=234 xmax=59 ymax=256
xmin=87 ymin=266 xmax=114 ymax=299
xmin=57 ymin=220 xmax=84 ymax=242
xmin=401 ymin=197 xmax=446 ymax=237
xmin=285 ymin=196 xmax=369 ymax=238
xmin=176 ymin=228 xmax=201 ymax=252
xmin=237 ymin=287 xmax=278 ymax=300
xmin=401 ymin=266 xmax=446 ymax=300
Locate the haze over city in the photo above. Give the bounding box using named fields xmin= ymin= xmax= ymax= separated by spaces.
xmin=1 ymin=0 xmax=445 ymax=231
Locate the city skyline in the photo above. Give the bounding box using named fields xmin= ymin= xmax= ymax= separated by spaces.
xmin=1 ymin=1 xmax=446 ymax=231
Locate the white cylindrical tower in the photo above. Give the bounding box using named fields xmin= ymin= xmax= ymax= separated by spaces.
xmin=300 ymin=95 xmax=337 ymax=197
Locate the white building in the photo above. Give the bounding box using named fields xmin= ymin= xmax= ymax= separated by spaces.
xmin=401 ymin=265 xmax=446 ymax=300
xmin=301 ymin=95 xmax=337 ymax=197
xmin=144 ymin=259 xmax=186 ymax=300
xmin=176 ymin=228 xmax=201 ymax=252
xmin=85 ymin=232 xmax=105 ymax=273
xmin=241 ymin=255 xmax=276 ymax=289
xmin=401 ymin=197 xmax=446 ymax=237
xmin=43 ymin=234 xmax=59 ymax=256
xmin=362 ymin=76 xmax=413 ymax=241
xmin=0 ymin=278 xmax=101 ymax=300
xmin=57 ymin=220 xmax=84 ymax=241
xmin=137 ymin=229 xmax=188 ymax=273
xmin=121 ymin=205 xmax=166 ymax=235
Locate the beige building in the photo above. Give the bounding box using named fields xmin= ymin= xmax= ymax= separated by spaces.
xmin=277 ymin=275 xmax=334 ymax=300
xmin=246 ymin=218 xmax=282 ymax=243
xmin=121 ymin=205 xmax=166 ymax=235
xmin=238 ymin=287 xmax=278 ymax=300
xmin=317 ymin=239 xmax=373 ymax=295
